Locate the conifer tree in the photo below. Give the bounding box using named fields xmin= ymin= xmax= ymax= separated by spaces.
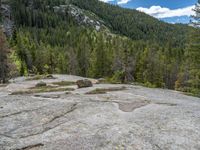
xmin=193 ymin=0 xmax=200 ymax=26
xmin=0 ymin=30 xmax=10 ymax=83
xmin=176 ymin=1 xmax=200 ymax=93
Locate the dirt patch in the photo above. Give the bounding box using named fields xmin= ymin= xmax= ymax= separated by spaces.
xmin=26 ymin=75 xmax=56 ymax=81
xmin=118 ymin=100 xmax=150 ymax=112
xmin=86 ymin=87 xmax=127 ymax=95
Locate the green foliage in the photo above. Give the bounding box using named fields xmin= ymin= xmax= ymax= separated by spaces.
xmin=176 ymin=1 xmax=200 ymax=95
xmin=109 ymin=71 xmax=124 ymax=84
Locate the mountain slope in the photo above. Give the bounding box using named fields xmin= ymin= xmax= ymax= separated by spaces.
xmin=72 ymin=0 xmax=191 ymax=47
xmin=9 ymin=0 xmax=192 ymax=47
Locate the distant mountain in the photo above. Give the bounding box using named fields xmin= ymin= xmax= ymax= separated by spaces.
xmin=71 ymin=0 xmax=193 ymax=47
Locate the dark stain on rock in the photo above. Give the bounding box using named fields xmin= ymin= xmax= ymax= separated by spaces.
xmin=118 ymin=100 xmax=150 ymax=112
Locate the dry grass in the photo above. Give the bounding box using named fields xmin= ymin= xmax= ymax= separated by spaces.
xmin=26 ymin=75 xmax=56 ymax=81
xmin=51 ymin=81 xmax=76 ymax=86
xmin=0 ymin=84 xmax=8 ymax=87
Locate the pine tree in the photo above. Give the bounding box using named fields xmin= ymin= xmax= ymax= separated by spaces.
xmin=0 ymin=30 xmax=10 ymax=83
xmin=193 ymin=0 xmax=200 ymax=26
xmin=176 ymin=1 xmax=200 ymax=93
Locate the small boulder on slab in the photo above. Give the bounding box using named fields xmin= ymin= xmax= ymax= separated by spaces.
xmin=36 ymin=81 xmax=47 ymax=87
xmin=76 ymin=79 xmax=93 ymax=88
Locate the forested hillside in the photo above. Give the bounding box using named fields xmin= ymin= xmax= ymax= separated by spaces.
xmin=0 ymin=0 xmax=199 ymax=95
xmin=72 ymin=0 xmax=190 ymax=47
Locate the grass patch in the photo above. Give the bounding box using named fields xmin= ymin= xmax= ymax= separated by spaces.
xmin=51 ymin=81 xmax=76 ymax=86
xmin=183 ymin=92 xmax=200 ymax=98
xmin=26 ymin=75 xmax=56 ymax=81
xmin=10 ymin=87 xmax=75 ymax=95
xmin=86 ymin=86 xmax=126 ymax=95
xmin=176 ymin=87 xmax=200 ymax=98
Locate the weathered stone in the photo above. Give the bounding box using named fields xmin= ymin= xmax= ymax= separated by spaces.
xmin=76 ymin=79 xmax=93 ymax=88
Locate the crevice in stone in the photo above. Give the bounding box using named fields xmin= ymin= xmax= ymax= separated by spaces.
xmin=34 ymin=94 xmax=60 ymax=99
xmin=0 ymin=106 xmax=47 ymax=119
xmin=155 ymin=102 xmax=177 ymax=106
xmin=15 ymin=143 xmax=44 ymax=150
xmin=0 ymin=133 xmax=15 ymax=139
xmin=44 ymin=103 xmax=77 ymax=125
xmin=154 ymin=144 xmax=162 ymax=150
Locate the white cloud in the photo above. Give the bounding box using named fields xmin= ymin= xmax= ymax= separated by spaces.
xmin=99 ymin=0 xmax=130 ymax=5
xmin=99 ymin=0 xmax=114 ymax=3
xmin=117 ymin=0 xmax=131 ymax=4
xmin=137 ymin=5 xmax=195 ymax=18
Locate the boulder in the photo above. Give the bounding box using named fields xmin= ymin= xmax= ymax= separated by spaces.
xmin=36 ymin=81 xmax=47 ymax=87
xmin=76 ymin=79 xmax=93 ymax=88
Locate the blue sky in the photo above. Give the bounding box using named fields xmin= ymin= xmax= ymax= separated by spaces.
xmin=99 ymin=0 xmax=198 ymax=24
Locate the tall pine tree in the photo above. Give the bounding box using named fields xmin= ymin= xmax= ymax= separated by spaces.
xmin=176 ymin=1 xmax=200 ymax=94
xmin=0 ymin=30 xmax=10 ymax=83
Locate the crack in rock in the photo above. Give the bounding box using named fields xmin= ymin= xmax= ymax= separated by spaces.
xmin=44 ymin=103 xmax=77 ymax=125
xmin=34 ymin=94 xmax=60 ymax=99
xmin=0 ymin=133 xmax=15 ymax=139
xmin=155 ymin=102 xmax=177 ymax=106
xmin=0 ymin=106 xmax=48 ymax=119
xmin=15 ymin=143 xmax=44 ymax=150
xmin=19 ymin=103 xmax=77 ymax=138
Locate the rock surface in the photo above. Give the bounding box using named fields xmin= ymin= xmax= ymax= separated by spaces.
xmin=0 ymin=75 xmax=200 ymax=150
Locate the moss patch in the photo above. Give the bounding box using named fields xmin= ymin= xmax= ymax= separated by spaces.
xmin=26 ymin=75 xmax=56 ymax=81
xmin=10 ymin=87 xmax=75 ymax=95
